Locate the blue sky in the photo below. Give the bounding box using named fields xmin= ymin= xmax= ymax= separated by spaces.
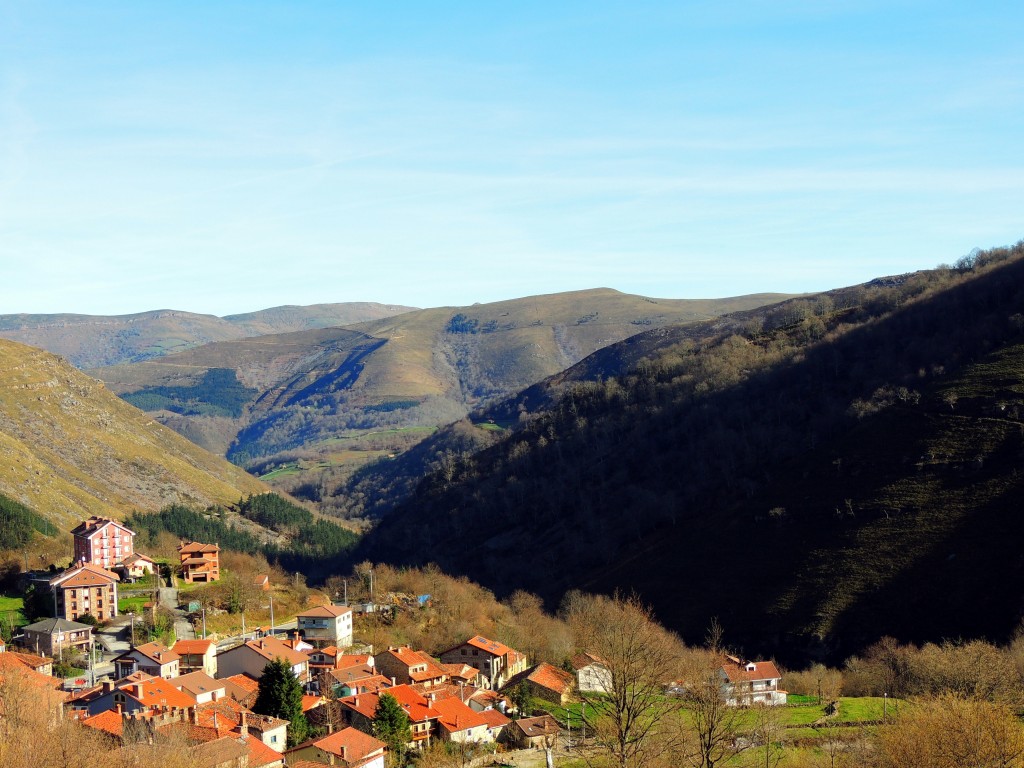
xmin=2 ymin=1 xmax=1022 ymax=315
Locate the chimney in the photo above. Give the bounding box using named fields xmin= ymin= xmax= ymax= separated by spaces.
xmin=391 ymin=677 xmax=396 ymax=686
xmin=239 ymin=712 xmax=248 ymax=738
xmin=213 ymin=712 xmax=220 ymax=732
xmin=353 ymin=696 xmax=359 ymax=707
xmin=190 ymin=706 xmax=199 ymax=725
xmin=102 ymin=681 xmax=114 ymax=694
xmin=115 ymin=703 xmax=122 ymax=714
xmin=340 ymin=745 xmax=347 ymax=760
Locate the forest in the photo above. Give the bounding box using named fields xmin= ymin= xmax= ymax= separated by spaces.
xmin=355 ymin=243 xmax=1024 ymax=660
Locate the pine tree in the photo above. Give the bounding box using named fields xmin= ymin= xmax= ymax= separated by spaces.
xmin=253 ymin=657 xmax=309 ymax=747
xmin=372 ymin=692 xmax=411 ymax=767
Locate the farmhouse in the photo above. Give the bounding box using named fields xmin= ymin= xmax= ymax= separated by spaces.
xmin=719 ymin=655 xmax=787 ymax=706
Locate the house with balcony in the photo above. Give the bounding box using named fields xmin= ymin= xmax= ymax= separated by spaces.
xmin=72 ymin=517 xmax=136 ymax=571
xmin=439 ymin=636 xmax=527 ymax=690
xmin=296 ymin=604 xmax=353 ymax=648
xmin=173 ymin=639 xmax=218 ymax=677
xmin=21 ymin=617 xmax=93 ymax=658
xmin=719 ymin=655 xmax=787 ymax=706
xmin=338 ymin=685 xmax=442 ymax=748
xmin=48 ymin=563 xmax=120 ymax=622
xmin=374 ymin=646 xmax=448 ymax=689
xmin=113 ymin=641 xmax=180 ymax=679
xmin=178 ymin=542 xmax=220 ymax=583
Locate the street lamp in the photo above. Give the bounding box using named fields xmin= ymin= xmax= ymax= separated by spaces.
xmin=129 ymin=612 xmax=136 ymax=646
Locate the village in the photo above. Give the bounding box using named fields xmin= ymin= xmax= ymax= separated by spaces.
xmin=0 ymin=515 xmax=803 ymax=768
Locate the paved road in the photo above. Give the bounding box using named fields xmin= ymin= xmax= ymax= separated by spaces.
xmin=158 ymin=586 xmax=195 ymax=642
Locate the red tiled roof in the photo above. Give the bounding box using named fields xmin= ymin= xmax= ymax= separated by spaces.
xmin=132 ymin=641 xmax=180 ymax=665
xmin=8 ymin=650 xmax=51 ymax=670
xmin=477 ymin=708 xmax=511 ymax=728
xmin=381 ymin=646 xmax=447 ymax=681
xmin=311 ymin=726 xmax=387 ymax=762
xmin=526 ymin=662 xmax=574 ymax=695
xmin=432 ymin=697 xmax=489 ymax=733
xmin=81 ymin=709 xmax=124 ymax=738
xmin=440 ymin=663 xmax=479 ymax=681
xmin=720 ymin=658 xmax=782 ymax=684
xmin=301 ymin=694 xmax=323 ymax=712
xmin=246 ymin=734 xmax=284 ymax=767
xmin=340 ymin=685 xmax=441 ymax=724
xmin=227 ymin=673 xmax=260 ymax=693
xmin=122 ymin=676 xmax=195 ymax=710
xmin=337 ymin=654 xmax=371 ymax=667
xmin=453 ymin=635 xmax=511 ymax=658
xmin=178 ymin=542 xmax=220 ymax=554
xmin=570 ymin=651 xmax=607 ymax=670
xmin=196 ymin=697 xmax=248 ymax=730
xmin=50 ymin=562 xmax=120 ymax=588
xmin=172 ymin=639 xmax=216 ymax=655
xmin=229 ymin=636 xmax=309 ymax=667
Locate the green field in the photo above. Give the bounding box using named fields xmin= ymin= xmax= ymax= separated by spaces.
xmin=118 ymin=596 xmax=150 ymax=614
xmin=0 ymin=596 xmax=28 ymax=628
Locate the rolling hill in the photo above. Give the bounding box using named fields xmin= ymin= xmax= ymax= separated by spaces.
xmin=91 ymin=289 xmax=791 ymax=506
xmin=0 ymin=302 xmax=416 ymax=369
xmin=0 ymin=338 xmax=270 ymax=533
xmin=354 ymin=242 xmax=1024 ymax=661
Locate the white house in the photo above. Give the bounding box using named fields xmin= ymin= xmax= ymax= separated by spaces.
xmin=719 ymin=655 xmax=787 ymax=706
xmin=296 ymin=604 xmax=353 ymax=648
xmin=571 ymin=652 xmax=612 ymax=694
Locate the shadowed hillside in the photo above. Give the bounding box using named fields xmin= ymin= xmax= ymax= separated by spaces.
xmin=356 ymin=243 xmax=1024 ymax=662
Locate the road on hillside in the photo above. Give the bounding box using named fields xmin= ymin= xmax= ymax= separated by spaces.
xmin=158 ymin=586 xmax=195 ymax=642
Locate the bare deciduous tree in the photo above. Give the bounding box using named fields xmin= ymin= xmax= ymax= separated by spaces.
xmin=567 ymin=593 xmax=685 ymax=768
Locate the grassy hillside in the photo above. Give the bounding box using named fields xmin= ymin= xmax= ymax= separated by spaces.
xmin=93 ymin=289 xmax=790 ymax=505
xmin=356 ymin=243 xmax=1024 ymax=661
xmin=0 ymin=338 xmax=270 ymax=532
xmin=0 ymin=302 xmax=415 ymax=368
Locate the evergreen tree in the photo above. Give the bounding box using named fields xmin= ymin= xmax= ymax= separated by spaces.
xmin=253 ymin=657 xmax=309 ymax=747
xmin=372 ymin=692 xmax=411 ymax=767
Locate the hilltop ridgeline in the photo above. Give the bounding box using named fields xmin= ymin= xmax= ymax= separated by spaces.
xmin=90 ymin=289 xmax=790 ymax=504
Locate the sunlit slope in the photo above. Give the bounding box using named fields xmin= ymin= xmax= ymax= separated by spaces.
xmin=0 ymin=339 xmax=269 ymax=530
xmin=93 ymin=288 xmax=789 ymax=465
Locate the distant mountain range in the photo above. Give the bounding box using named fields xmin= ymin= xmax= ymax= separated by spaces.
xmin=354 ymin=243 xmax=1024 ymax=662
xmin=85 ymin=289 xmax=791 ymax=512
xmin=0 ymin=338 xmax=269 ymax=533
xmin=0 ymin=302 xmax=416 ymax=369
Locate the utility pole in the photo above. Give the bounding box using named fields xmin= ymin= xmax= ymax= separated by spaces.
xmin=269 ymin=595 xmax=275 ymax=635
xmin=202 ymin=606 xmax=207 ymax=640
xmin=343 ymin=579 xmax=348 ymax=606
